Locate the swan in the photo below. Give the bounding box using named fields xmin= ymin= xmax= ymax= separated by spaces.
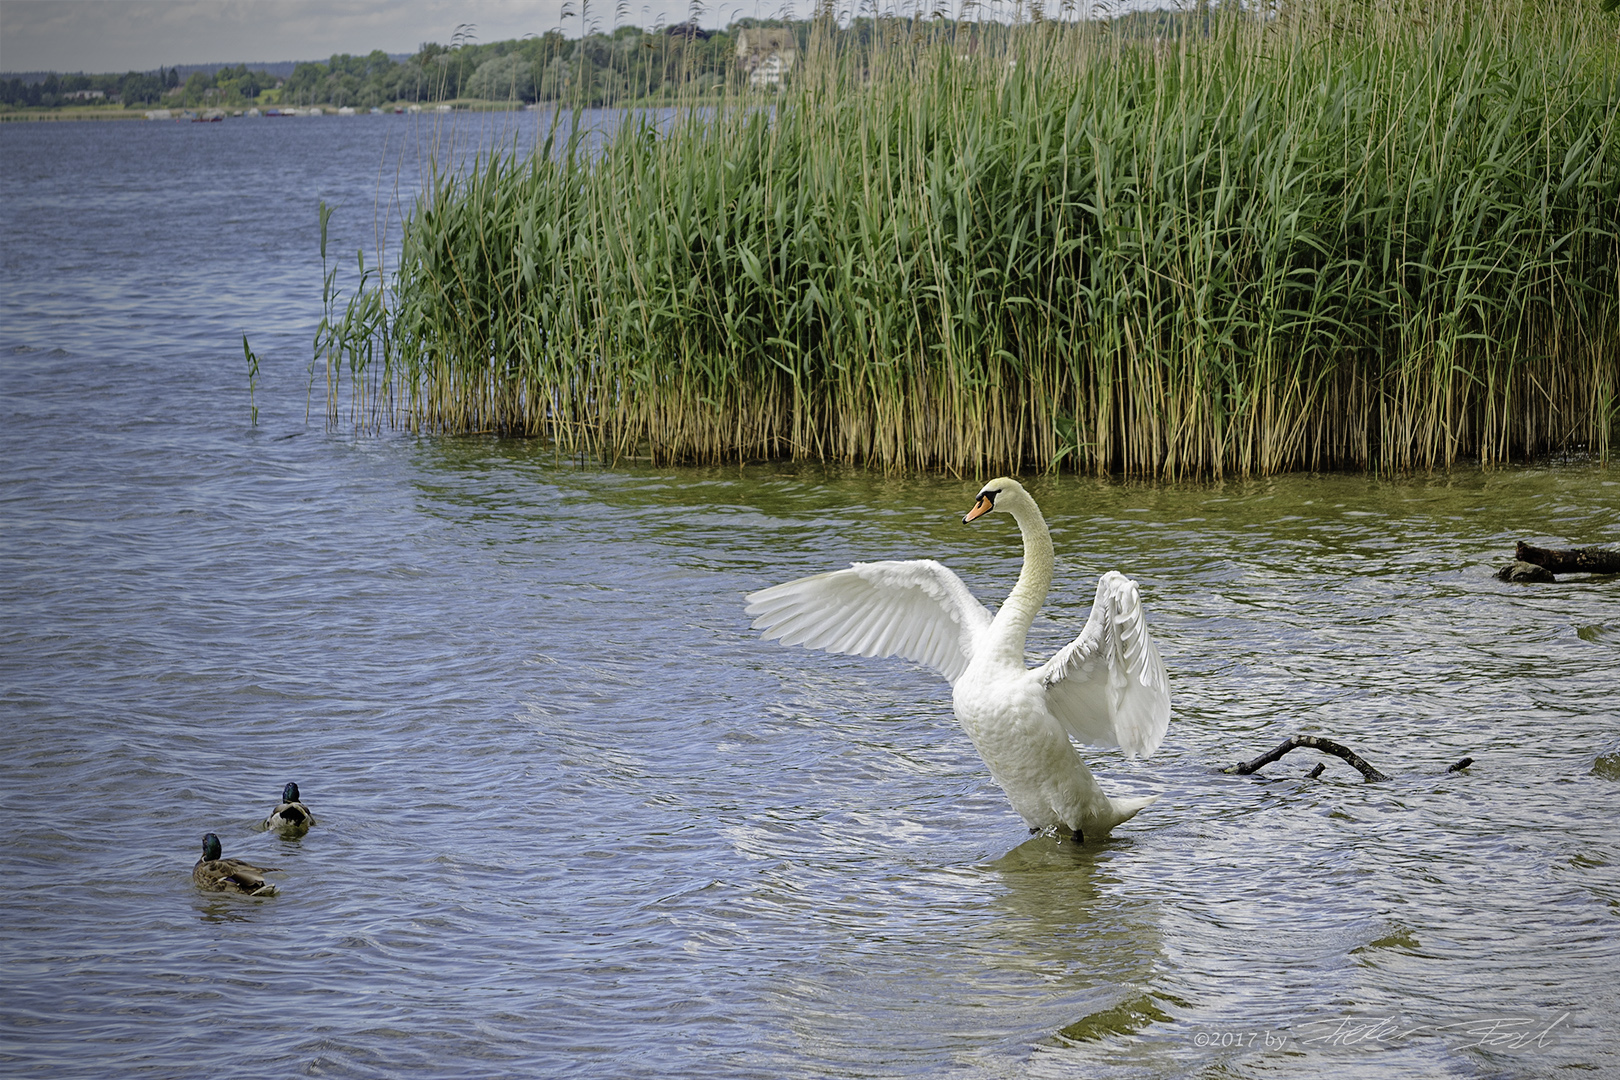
xmin=745 ymin=478 xmax=1170 ymax=841
xmin=192 ymin=833 xmax=281 ymax=895
xmin=263 ymin=782 xmax=316 ymax=833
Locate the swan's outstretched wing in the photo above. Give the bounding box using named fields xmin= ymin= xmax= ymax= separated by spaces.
xmin=745 ymin=560 xmax=993 ymax=685
xmin=1036 ymin=571 xmax=1170 ymax=757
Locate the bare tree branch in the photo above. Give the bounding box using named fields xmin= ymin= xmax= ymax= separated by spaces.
xmin=1223 ymin=735 xmax=1391 ymax=782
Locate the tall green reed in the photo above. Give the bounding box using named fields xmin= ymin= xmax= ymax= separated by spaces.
xmin=319 ymin=0 xmax=1620 ymax=476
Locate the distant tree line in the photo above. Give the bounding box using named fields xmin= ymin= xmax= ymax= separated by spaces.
xmin=1 ymin=66 xmax=178 ymax=107
xmin=0 ymin=12 xmax=1216 ymax=112
xmin=272 ymin=26 xmax=750 ymax=108
xmin=0 ymin=23 xmax=764 ymax=111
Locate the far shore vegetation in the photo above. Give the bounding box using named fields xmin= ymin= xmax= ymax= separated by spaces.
xmin=308 ymin=0 xmax=1619 ymax=478
xmin=0 ymin=19 xmax=765 ymax=118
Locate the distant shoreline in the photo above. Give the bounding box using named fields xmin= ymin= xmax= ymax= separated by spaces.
xmin=0 ymin=56 xmax=415 ymax=85
xmin=0 ymin=108 xmax=147 ymax=122
xmin=0 ymin=100 xmax=536 ymax=123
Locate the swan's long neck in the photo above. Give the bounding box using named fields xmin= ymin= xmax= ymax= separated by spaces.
xmin=988 ymin=499 xmax=1053 ymax=661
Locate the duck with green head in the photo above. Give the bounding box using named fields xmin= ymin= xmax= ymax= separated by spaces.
xmin=264 ymin=782 xmax=316 ymax=832
xmin=192 ymin=832 xmax=280 ymax=895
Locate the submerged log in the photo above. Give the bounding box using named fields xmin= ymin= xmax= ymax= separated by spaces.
xmin=1497 ymin=560 xmax=1556 ymax=583
xmin=1514 ymin=541 xmax=1620 ymax=575
xmin=1224 ymin=735 xmax=1391 ymax=782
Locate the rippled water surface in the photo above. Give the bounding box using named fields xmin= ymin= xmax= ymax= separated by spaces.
xmin=3 ymin=116 xmax=1618 ymax=1079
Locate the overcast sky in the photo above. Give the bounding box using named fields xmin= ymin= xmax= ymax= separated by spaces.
xmin=1 ymin=0 xmax=818 ymax=74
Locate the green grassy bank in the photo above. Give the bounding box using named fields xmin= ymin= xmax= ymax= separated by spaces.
xmin=321 ymin=0 xmax=1620 ymax=477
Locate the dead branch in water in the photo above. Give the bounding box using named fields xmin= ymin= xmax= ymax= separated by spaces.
xmin=1223 ymin=735 xmax=1474 ymax=781
xmin=1499 ymin=540 xmax=1620 ymax=580
xmin=1513 ymin=541 xmax=1620 ymax=575
xmin=1223 ymin=735 xmax=1391 ymax=782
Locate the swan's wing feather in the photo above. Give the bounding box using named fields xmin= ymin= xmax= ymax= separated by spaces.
xmin=1036 ymin=571 xmax=1170 ymax=757
xmin=746 ymin=560 xmax=992 ymax=684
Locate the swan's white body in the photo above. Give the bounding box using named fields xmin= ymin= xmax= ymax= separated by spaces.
xmin=745 ymin=478 xmax=1170 ymax=840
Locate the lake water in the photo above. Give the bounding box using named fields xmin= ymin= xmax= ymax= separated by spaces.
xmin=2 ymin=114 xmax=1617 ymax=1080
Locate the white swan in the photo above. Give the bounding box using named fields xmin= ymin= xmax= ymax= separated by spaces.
xmin=745 ymin=478 xmax=1170 ymax=840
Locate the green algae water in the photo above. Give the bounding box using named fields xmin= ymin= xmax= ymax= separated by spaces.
xmin=3 ymin=115 xmax=1618 ymax=1080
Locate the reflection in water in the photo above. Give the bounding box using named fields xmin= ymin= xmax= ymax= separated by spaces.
xmin=194 ymin=893 xmax=275 ymax=925
xmin=761 ymin=833 xmax=1167 ymax=1076
xmin=986 ymin=835 xmax=1171 ymax=1063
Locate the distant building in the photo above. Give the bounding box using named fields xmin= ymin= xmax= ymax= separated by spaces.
xmin=749 ymin=52 xmax=789 ymax=90
xmin=65 ymin=89 xmax=106 ymax=100
xmin=736 ymin=27 xmax=796 ymax=88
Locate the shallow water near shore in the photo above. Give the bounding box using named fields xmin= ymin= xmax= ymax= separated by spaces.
xmin=3 ymin=115 xmax=1618 ymax=1079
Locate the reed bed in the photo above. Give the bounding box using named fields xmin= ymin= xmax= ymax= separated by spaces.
xmin=320 ymin=0 xmax=1620 ymax=476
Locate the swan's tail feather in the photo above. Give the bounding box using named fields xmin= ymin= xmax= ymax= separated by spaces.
xmin=1106 ymin=793 xmax=1159 ymax=829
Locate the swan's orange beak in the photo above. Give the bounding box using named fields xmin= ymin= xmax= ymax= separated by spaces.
xmin=963 ymin=494 xmax=993 ymax=523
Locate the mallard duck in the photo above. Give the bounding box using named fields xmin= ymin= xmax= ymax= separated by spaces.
xmin=192 ymin=832 xmax=280 ymax=895
xmin=746 ymin=478 xmax=1171 ymax=841
xmin=263 ymin=782 xmax=316 ymax=831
